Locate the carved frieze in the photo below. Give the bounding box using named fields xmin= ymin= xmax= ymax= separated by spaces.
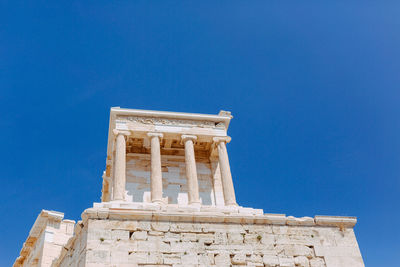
xmin=117 ymin=115 xmax=226 ymax=129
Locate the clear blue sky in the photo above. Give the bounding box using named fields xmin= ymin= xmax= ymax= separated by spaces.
xmin=1 ymin=1 xmax=399 ymax=266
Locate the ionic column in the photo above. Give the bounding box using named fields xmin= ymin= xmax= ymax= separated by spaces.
xmin=181 ymin=135 xmax=200 ymax=205
xmin=147 ymin=132 xmax=164 ymax=204
xmin=112 ymin=130 xmax=130 ymax=201
xmin=213 ymin=136 xmax=237 ymax=206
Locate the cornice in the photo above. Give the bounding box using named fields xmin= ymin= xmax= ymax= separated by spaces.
xmin=81 ymin=207 xmax=357 ymax=228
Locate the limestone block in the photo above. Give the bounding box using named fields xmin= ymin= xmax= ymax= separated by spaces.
xmin=248 ymin=254 xmax=263 ymax=266
xmin=214 ymin=232 xmax=228 ymax=244
xmin=323 ymin=255 xmax=364 ymax=267
xmin=53 ymin=233 xmax=73 ymax=246
xmin=181 ymin=233 xmax=198 ymax=241
xmin=198 ymin=253 xmax=214 ymax=265
xmin=287 ymin=233 xmax=318 ymax=246
xmin=127 ymin=252 xmax=148 ymax=264
xmin=86 ymin=250 xmax=110 ymax=263
xmin=206 ymin=243 xmax=251 ymax=254
xmin=225 ymin=224 xmax=246 ymax=233
xmin=164 ymin=232 xmax=180 ymax=242
xmin=214 ymin=253 xmax=231 ymax=265
xmin=273 ymin=225 xmax=288 ymax=235
xmin=314 ymin=216 xmax=357 ymax=228
xmin=275 ymin=234 xmax=292 ymax=245
xmin=260 ymin=233 xmax=275 ymax=245
xmin=309 ymin=258 xmax=326 ymax=267
xmin=200 ymin=223 xmax=217 ymax=233
xmin=263 ymin=255 xmax=279 ymax=267
xmin=181 ymin=254 xmax=199 ymax=265
xmin=244 ymin=233 xmax=260 ymax=244
xmin=286 ymin=216 xmax=315 ymax=226
xmin=286 ymin=226 xmax=315 ymax=236
xmin=163 ymin=254 xmax=181 ymax=264
xmin=87 ymin=239 xmax=112 ymax=251
xmin=138 ymin=221 xmax=151 ymax=231
xmin=228 ymin=232 xmax=244 ymax=244
xmin=315 ymin=228 xmax=337 ymax=247
xmin=333 ymin=228 xmax=358 ymax=247
xmin=147 ymin=235 xmax=164 ymax=242
xmin=278 ymin=244 xmax=313 ymax=257
xmin=170 ymin=241 xmax=202 ymax=253
xmin=115 ymin=239 xmax=138 ymax=250
xmin=244 ymin=224 xmax=273 ymax=234
xmin=97 ymin=209 xmax=109 ymax=220
xmin=170 ymin=222 xmax=202 ymax=233
xmin=252 ymin=243 xmax=275 ymax=255
xmin=314 ymin=245 xmax=361 ymax=257
xmin=87 ymin=228 xmax=112 ymax=241
xmin=137 ymin=240 xmax=170 ymax=253
xmin=148 ymin=230 xmax=164 ymax=236
xmin=151 ymin=221 xmax=170 ymax=232
xmin=147 ymin=252 xmax=163 ymax=264
xmin=132 ymin=231 xmax=148 ymax=240
xmin=111 ymin=229 xmax=130 ymax=240
xmin=197 ymin=233 xmax=214 ymax=244
xmin=110 ymin=249 xmax=129 ymax=264
xmin=90 ymin=219 xmax=138 ymax=231
xmin=294 ymin=256 xmax=310 ymax=267
xmin=279 ymin=256 xmax=295 ymax=267
xmin=232 ymin=253 xmax=246 ymax=265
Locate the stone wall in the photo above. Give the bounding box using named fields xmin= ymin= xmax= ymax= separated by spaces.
xmin=14 ymin=210 xmax=75 ymax=267
xmin=57 ymin=222 xmax=87 ymax=267
xmin=125 ymin=154 xmax=214 ymax=205
xmin=55 ymin=212 xmax=363 ymax=267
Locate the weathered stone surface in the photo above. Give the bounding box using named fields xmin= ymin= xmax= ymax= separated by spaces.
xmin=263 ymin=255 xmax=280 ymax=267
xmin=295 ymin=256 xmax=310 ymax=267
xmin=214 ymin=253 xmax=231 ymax=265
xmin=51 ymin=217 xmax=364 ymax=267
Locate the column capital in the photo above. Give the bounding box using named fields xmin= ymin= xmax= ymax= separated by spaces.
xmin=181 ymin=134 xmax=197 ymax=142
xmin=147 ymin=132 xmax=164 ymax=138
xmin=112 ymin=129 xmax=131 ymax=136
xmin=213 ymin=136 xmax=231 ymax=144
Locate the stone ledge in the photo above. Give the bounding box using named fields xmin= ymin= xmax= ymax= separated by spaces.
xmin=82 ymin=207 xmax=357 ymax=228
xmin=93 ymin=201 xmax=264 ymax=216
xmin=315 ymin=215 xmax=357 ymax=227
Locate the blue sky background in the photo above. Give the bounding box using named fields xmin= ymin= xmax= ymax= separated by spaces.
xmin=1 ymin=1 xmax=399 ymax=266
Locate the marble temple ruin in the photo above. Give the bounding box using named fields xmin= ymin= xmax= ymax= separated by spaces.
xmin=14 ymin=107 xmax=365 ymax=267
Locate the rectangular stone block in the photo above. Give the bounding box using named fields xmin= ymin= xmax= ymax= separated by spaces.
xmin=86 ymin=250 xmax=110 ymax=263
xmin=228 ymin=232 xmax=243 ymax=244
xmin=111 ymin=229 xmax=130 ymax=240
xmin=132 ymin=231 xmax=148 ymax=240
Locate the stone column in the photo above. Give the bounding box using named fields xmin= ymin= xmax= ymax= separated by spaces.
xmin=147 ymin=132 xmax=164 ymax=204
xmin=182 ymin=135 xmax=200 ymax=205
xmin=213 ymin=136 xmax=237 ymax=206
xmin=112 ymin=130 xmax=130 ymax=201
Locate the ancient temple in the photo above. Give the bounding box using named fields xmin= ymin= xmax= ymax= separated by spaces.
xmin=14 ymin=107 xmax=365 ymax=267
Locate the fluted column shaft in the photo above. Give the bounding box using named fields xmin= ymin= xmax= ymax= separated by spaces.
xmin=148 ymin=132 xmax=164 ymax=203
xmin=113 ymin=130 xmax=130 ymax=201
xmin=182 ymin=135 xmax=200 ymax=205
xmin=214 ymin=137 xmax=237 ymax=206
